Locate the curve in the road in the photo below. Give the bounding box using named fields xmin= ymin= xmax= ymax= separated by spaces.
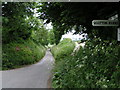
xmin=2 ymin=50 xmax=55 ymax=88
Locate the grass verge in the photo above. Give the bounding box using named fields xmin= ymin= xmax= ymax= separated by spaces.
xmin=2 ymin=39 xmax=46 ymax=70
xmin=51 ymin=38 xmax=75 ymax=61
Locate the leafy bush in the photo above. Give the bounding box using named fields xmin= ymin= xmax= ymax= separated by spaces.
xmin=2 ymin=39 xmax=46 ymax=70
xmin=52 ymin=39 xmax=120 ymax=88
xmin=51 ymin=38 xmax=75 ymax=60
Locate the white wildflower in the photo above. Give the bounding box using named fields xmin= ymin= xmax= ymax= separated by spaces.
xmin=102 ymin=47 xmax=104 ymax=49
xmin=82 ymin=56 xmax=87 ymax=59
xmin=78 ymin=64 xmax=84 ymax=68
xmin=107 ymin=80 xmax=109 ymax=82
xmin=103 ymin=85 xmax=108 ymax=88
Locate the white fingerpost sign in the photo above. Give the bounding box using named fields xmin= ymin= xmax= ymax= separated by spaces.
xmin=92 ymin=20 xmax=120 ymax=41
xmin=92 ymin=20 xmax=119 ymax=26
xmin=118 ymin=28 xmax=120 ymax=41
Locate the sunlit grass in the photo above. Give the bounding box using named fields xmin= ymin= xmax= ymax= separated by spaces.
xmin=51 ymin=38 xmax=75 ymax=60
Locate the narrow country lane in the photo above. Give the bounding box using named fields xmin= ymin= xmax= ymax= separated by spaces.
xmin=2 ymin=50 xmax=55 ymax=88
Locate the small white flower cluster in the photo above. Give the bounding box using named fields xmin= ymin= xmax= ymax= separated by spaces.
xmin=82 ymin=56 xmax=87 ymax=59
xmin=75 ymin=64 xmax=84 ymax=68
xmin=82 ymin=60 xmax=85 ymax=64
xmin=102 ymin=85 xmax=108 ymax=88
xmin=102 ymin=47 xmax=104 ymax=50
xmin=96 ymin=77 xmax=109 ymax=88
xmin=93 ymin=62 xmax=96 ymax=66
xmin=86 ymin=73 xmax=94 ymax=80
xmin=78 ymin=64 xmax=84 ymax=68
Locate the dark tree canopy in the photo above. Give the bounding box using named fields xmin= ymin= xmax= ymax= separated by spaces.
xmin=38 ymin=2 xmax=119 ymax=43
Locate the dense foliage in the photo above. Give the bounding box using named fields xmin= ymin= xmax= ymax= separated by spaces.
xmin=2 ymin=2 xmax=51 ymax=46
xmin=2 ymin=39 xmax=46 ymax=70
xmin=2 ymin=2 xmax=49 ymax=70
xmin=52 ymin=39 xmax=120 ymax=88
xmin=51 ymin=38 xmax=75 ymax=60
xmin=47 ymin=29 xmax=56 ymax=45
xmin=38 ymin=2 xmax=118 ymax=43
xmin=2 ymin=2 xmax=36 ymax=44
xmin=30 ymin=18 xmax=49 ymax=46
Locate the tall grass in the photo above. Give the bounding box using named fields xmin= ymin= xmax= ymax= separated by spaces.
xmin=2 ymin=39 xmax=46 ymax=70
xmin=51 ymin=38 xmax=75 ymax=60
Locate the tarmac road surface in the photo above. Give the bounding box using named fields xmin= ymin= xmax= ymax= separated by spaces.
xmin=1 ymin=50 xmax=55 ymax=88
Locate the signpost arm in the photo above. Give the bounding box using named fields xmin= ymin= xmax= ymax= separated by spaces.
xmin=117 ymin=1 xmax=120 ymax=42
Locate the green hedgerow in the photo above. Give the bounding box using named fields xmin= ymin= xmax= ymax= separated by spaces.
xmin=52 ymin=39 xmax=120 ymax=88
xmin=2 ymin=39 xmax=46 ymax=70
